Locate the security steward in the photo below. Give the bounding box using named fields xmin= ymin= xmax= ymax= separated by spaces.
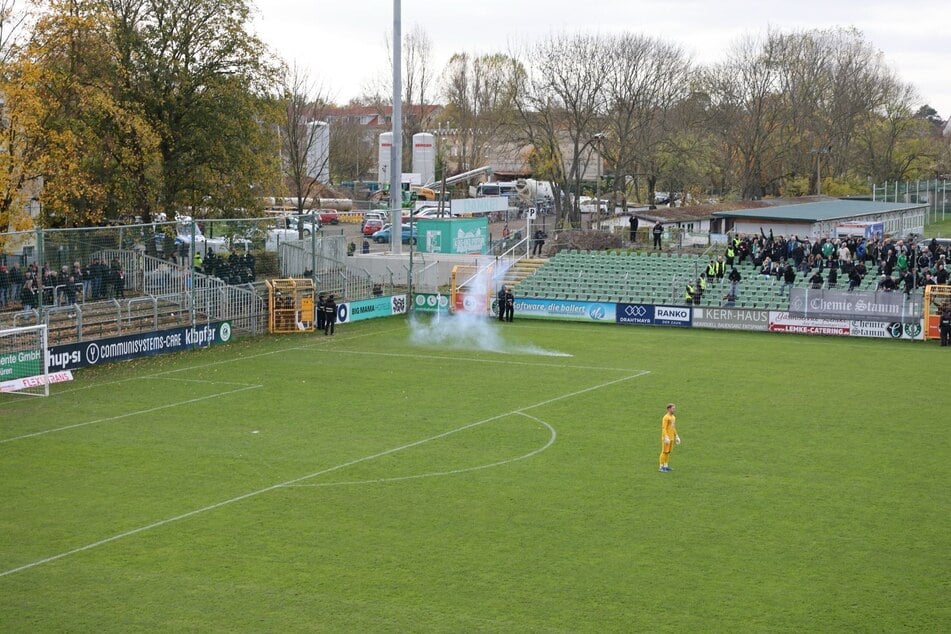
xmin=316 ymin=293 xmax=326 ymax=331
xmin=940 ymin=303 xmax=951 ymax=347
xmin=323 ymin=294 xmax=337 ymax=335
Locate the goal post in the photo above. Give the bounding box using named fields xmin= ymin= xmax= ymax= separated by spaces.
xmin=0 ymin=325 xmax=50 ymax=397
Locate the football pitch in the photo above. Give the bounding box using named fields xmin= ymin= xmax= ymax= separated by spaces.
xmin=1 ymin=316 xmax=948 ymax=631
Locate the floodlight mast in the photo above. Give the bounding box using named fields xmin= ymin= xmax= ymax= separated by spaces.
xmin=389 ymin=0 xmax=402 ymax=256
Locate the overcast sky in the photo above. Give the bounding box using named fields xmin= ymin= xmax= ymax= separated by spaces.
xmin=252 ymin=0 xmax=951 ymax=119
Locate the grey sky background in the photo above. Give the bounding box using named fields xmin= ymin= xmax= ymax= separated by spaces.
xmin=252 ymin=0 xmax=951 ymax=119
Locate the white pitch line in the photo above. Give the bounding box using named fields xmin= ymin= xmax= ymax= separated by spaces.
xmin=0 ymin=384 xmax=262 ymax=445
xmin=0 ymin=325 xmax=405 ymax=406
xmin=313 ymin=347 xmax=644 ymax=373
xmin=284 ymin=412 xmax=557 ymax=488
xmin=0 ymin=371 xmax=647 ymax=579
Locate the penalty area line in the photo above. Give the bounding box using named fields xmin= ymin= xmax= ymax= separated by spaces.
xmin=0 ymin=370 xmax=647 ymax=579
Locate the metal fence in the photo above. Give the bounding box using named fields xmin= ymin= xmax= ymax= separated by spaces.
xmin=0 ymin=216 xmax=358 ymax=340
xmin=872 ymin=179 xmax=951 ymax=225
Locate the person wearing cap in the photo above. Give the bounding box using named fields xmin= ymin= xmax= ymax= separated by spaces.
xmin=316 ymin=293 xmax=326 ymax=332
xmin=659 ymin=403 xmax=681 ymax=472
xmin=323 ymin=294 xmax=337 ymax=335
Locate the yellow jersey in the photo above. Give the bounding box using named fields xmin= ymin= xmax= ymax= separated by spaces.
xmin=662 ymin=413 xmax=676 ymax=441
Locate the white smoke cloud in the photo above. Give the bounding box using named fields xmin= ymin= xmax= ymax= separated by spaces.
xmin=409 ymin=258 xmax=570 ymax=357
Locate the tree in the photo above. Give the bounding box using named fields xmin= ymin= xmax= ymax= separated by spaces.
xmin=515 ymin=33 xmax=610 ymax=226
xmin=112 ymin=0 xmax=282 ymax=218
xmin=440 ymin=52 xmax=520 ymax=173
xmin=279 ymin=64 xmax=329 ymax=226
xmin=602 ymin=34 xmax=692 ymax=207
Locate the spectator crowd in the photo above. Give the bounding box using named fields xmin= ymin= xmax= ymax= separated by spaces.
xmin=685 ymin=230 xmax=948 ymax=305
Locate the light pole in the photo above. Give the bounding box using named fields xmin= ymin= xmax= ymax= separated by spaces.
xmin=593 ymin=133 xmax=604 ymax=227
xmin=811 ymin=145 xmax=831 ymax=196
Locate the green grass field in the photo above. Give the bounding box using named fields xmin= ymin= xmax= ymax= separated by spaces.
xmin=1 ymin=317 xmax=949 ymax=632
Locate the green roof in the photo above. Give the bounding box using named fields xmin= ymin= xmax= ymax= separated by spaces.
xmin=711 ymin=200 xmax=925 ymax=222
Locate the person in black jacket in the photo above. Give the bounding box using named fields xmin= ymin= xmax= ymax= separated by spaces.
xmin=503 ymin=287 xmax=515 ymax=322
xmin=323 ymin=294 xmax=337 ymax=335
xmin=940 ymin=304 xmax=951 ymax=347
xmin=316 ymin=293 xmax=326 ymax=331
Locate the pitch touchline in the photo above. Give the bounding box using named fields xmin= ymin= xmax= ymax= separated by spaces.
xmin=0 ymin=371 xmax=648 ymax=579
xmin=284 ymin=412 xmax=557 ymax=489
xmin=0 ymin=385 xmax=262 ymax=445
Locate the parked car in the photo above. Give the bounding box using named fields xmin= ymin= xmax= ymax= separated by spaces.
xmin=412 ymin=207 xmax=456 ymax=219
xmin=362 ymin=218 xmax=385 ymax=235
xmin=315 ymin=209 xmax=339 ymax=225
xmin=285 ymin=214 xmax=321 ymax=236
xmin=371 ymin=223 xmax=417 ymax=244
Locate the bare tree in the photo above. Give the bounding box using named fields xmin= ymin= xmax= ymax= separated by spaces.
xmin=280 ymin=64 xmax=329 ymax=231
xmin=602 ymin=34 xmax=692 ymax=207
xmin=515 ymin=33 xmax=610 ymax=227
xmin=440 ymin=51 xmax=519 ymax=173
xmin=705 ymin=33 xmax=788 ymax=199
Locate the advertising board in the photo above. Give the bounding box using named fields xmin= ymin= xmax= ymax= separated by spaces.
xmin=616 ymin=304 xmax=692 ymax=327
xmin=515 ymin=299 xmax=614 ymax=322
xmin=693 ymin=308 xmax=769 ymax=331
xmin=48 ymin=321 xmax=233 ymax=371
xmin=337 ymin=295 xmax=407 ymax=324
xmin=413 ymin=293 xmax=451 ymax=315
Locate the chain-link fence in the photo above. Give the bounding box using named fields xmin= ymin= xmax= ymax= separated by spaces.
xmin=872 ymin=179 xmax=951 ymax=225
xmin=0 ymin=216 xmax=367 ymax=340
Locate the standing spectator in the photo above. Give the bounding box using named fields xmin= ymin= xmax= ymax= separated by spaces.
xmin=827 ymin=267 xmax=838 ymax=289
xmin=497 ymin=286 xmax=506 ymax=322
xmin=652 ymin=221 xmax=663 ymax=250
xmin=725 ymin=268 xmax=741 ymax=305
xmin=778 ymin=264 xmax=796 ymax=296
xmin=21 ymin=275 xmax=37 ymax=311
xmin=0 ymin=265 xmax=9 ymax=307
xmin=90 ymin=258 xmax=104 ymax=299
xmin=9 ymin=264 xmax=23 ymax=305
xmin=809 ymin=270 xmax=824 ymax=289
xmin=114 ymin=267 xmax=126 ymax=298
xmin=629 ymin=215 xmax=639 ymax=243
xmin=532 ymin=228 xmax=546 ymax=257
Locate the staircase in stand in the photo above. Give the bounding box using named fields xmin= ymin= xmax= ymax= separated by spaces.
xmin=501 ymin=257 xmax=547 ymax=289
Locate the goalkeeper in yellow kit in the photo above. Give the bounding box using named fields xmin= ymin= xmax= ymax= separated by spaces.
xmin=659 ymin=403 xmax=681 ymax=472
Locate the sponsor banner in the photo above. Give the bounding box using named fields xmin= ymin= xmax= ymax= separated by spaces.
xmin=849 ymin=320 xmax=924 ymax=340
xmin=412 ymin=293 xmax=451 ymax=315
xmin=616 ymin=304 xmax=692 ymax=327
xmin=768 ymin=312 xmax=850 ymax=336
xmin=417 ymin=218 xmax=489 ymax=254
xmin=693 ymin=307 xmax=769 ymax=331
xmin=47 ymin=321 xmax=232 ymax=371
xmin=516 ymin=298 xmax=614 ymax=322
xmin=454 ymin=292 xmax=490 ymax=315
xmin=654 ymin=305 xmax=692 ymax=327
xmin=1 ymin=370 xmax=73 ymax=393
xmin=788 ymin=289 xmax=922 ymax=324
xmin=338 ymin=295 xmax=406 ymax=324
xmin=0 ymin=348 xmax=45 ymax=381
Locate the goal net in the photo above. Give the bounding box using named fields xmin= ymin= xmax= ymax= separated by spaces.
xmin=0 ymin=325 xmax=50 ymax=397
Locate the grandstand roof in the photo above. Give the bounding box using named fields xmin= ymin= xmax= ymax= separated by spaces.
xmin=711 ymin=199 xmax=925 ymax=222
